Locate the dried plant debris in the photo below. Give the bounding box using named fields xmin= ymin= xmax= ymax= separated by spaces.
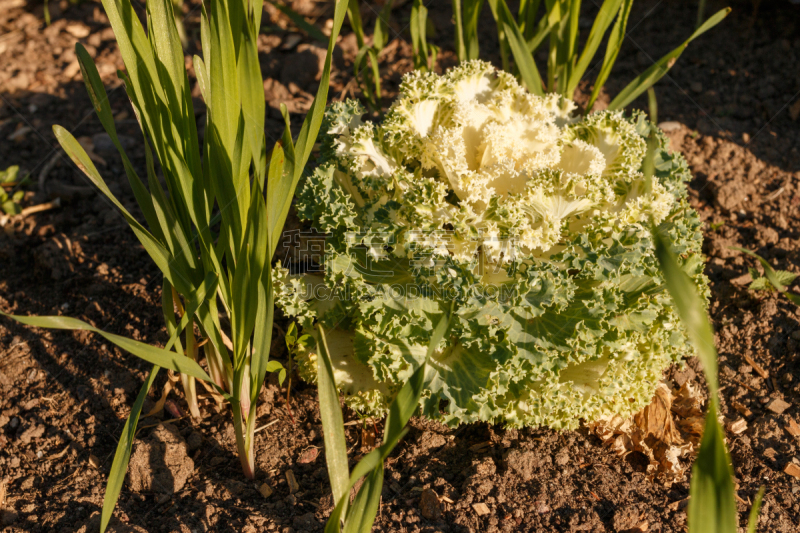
xmin=590 ymin=381 xmax=705 ymax=483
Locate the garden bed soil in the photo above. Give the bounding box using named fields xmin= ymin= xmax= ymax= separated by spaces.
xmin=1 ymin=0 xmax=800 ymax=531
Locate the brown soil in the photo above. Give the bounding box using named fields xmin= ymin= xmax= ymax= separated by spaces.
xmin=1 ymin=1 xmax=800 ymax=532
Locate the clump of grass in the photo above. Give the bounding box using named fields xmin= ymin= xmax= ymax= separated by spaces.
xmin=1 ymin=1 xmax=348 ymax=531
xmin=455 ymin=0 xmax=729 ymax=112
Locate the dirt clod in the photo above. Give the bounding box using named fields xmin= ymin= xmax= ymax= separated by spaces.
xmin=418 ymin=488 xmax=442 ymax=520
xmin=128 ymin=423 xmax=194 ymax=494
xmin=292 ymin=512 xmax=319 ymax=531
xmin=504 ymin=449 xmax=541 ymax=481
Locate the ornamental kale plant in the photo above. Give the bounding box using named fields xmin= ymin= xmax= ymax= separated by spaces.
xmin=276 ymin=60 xmax=709 ymax=429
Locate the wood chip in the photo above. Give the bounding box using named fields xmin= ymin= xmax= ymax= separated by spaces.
xmin=472 ymin=502 xmax=490 ymax=516
xmin=743 ymin=354 xmax=769 ymax=379
xmin=784 ymin=463 xmax=800 ymax=479
xmin=732 ymin=401 xmax=753 ymax=418
xmin=285 ymin=470 xmax=299 ymax=494
xmin=0 ymin=477 xmax=5 ymax=507
xmin=767 ymin=398 xmax=791 ymax=415
xmin=667 ymin=497 xmax=689 ymax=511
xmin=88 ymin=454 xmax=100 ymax=469
xmin=469 ymin=441 xmax=491 ymax=452
xmin=726 ymin=418 xmax=748 ymax=435
xmin=786 ymin=418 xmax=800 ymax=438
xmin=258 ymin=483 xmax=273 ymax=499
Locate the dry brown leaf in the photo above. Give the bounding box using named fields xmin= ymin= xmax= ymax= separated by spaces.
xmin=589 ymin=381 xmax=705 ymax=484
xmin=634 ymin=383 xmax=681 ymax=444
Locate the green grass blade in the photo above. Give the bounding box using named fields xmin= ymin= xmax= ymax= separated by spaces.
xmin=74 ymin=44 xmax=164 ymax=242
xmin=560 ymin=0 xmax=581 ymax=95
xmin=586 ymin=0 xmax=631 ymax=111
xmin=343 ymin=465 xmax=384 ymax=533
xmin=266 ymin=141 xmax=287 ymax=255
xmin=486 ymin=0 xmax=510 ymax=72
xmin=452 ymin=0 xmax=466 ymax=61
xmin=324 ymin=308 xmax=452 ymax=532
xmin=269 ymin=0 xmax=328 ymax=43
xmin=688 ymin=401 xmax=738 ymax=533
xmin=207 ymin=0 xmax=241 ymax=153
xmin=269 ymin=0 xmax=347 ymax=259
xmin=747 ymin=487 xmax=766 ymax=533
xmin=652 ymin=225 xmax=718 ymax=394
xmin=52 ymin=125 xmax=197 ymax=295
xmin=463 ymin=0 xmax=485 ymax=60
xmin=518 ymin=0 xmax=540 ymax=40
xmin=0 ymin=312 xmax=214 ymax=383
xmin=239 ymin=12 xmax=267 ymax=185
xmin=566 ymin=0 xmax=622 ymax=96
xmin=696 ymin=0 xmax=708 ymax=29
xmin=250 ymin=258 xmax=275 ymax=404
xmin=98 ymin=269 xmax=218 ymax=532
xmin=373 ymin=0 xmax=394 ymax=51
xmin=410 ymin=0 xmax=430 ymax=70
xmin=143 ymin=141 xmax=197 ymax=273
xmin=608 ymin=8 xmax=730 ymax=110
xmin=383 ymin=306 xmax=450 ymax=447
xmin=100 ymin=366 xmax=159 ymax=533
xmin=489 ymin=0 xmax=544 ymax=96
xmin=315 ymin=325 xmax=351 ymax=508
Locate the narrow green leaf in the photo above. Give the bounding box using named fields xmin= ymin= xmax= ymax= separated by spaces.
xmin=342 ymin=465 xmax=384 ymax=533
xmin=488 ymin=0 xmax=545 ymax=96
xmin=688 ymin=402 xmax=738 ymax=533
xmin=608 ymin=8 xmax=730 ymax=110
xmin=518 ymin=0 xmax=539 ymax=41
xmin=74 ymin=43 xmax=164 ymax=242
xmin=269 ymin=0 xmax=348 ymax=259
xmin=52 ymin=125 xmax=198 ymax=296
xmin=586 ymin=0 xmax=631 ymax=111
xmin=100 ymin=366 xmax=159 ymax=533
xmin=372 ymin=0 xmax=394 ymax=51
xmin=98 ymin=267 xmax=219 ymax=533
xmin=315 ymin=325 xmax=350 ymax=508
xmin=462 ymin=0 xmax=485 ymax=60
xmin=239 ymin=14 xmax=266 ymax=184
xmin=652 ymin=226 xmax=718 ymax=394
xmin=0 ymin=312 xmax=213 ymax=382
xmin=324 ymin=308 xmax=452 ymax=532
xmin=747 ymin=487 xmax=766 ymax=533
xmin=452 ymin=0 xmax=466 ymax=61
xmin=268 ymin=0 xmax=328 ymax=43
xmin=383 ymin=306 xmax=451 ymax=447
xmin=566 ymin=0 xmax=623 ymax=96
